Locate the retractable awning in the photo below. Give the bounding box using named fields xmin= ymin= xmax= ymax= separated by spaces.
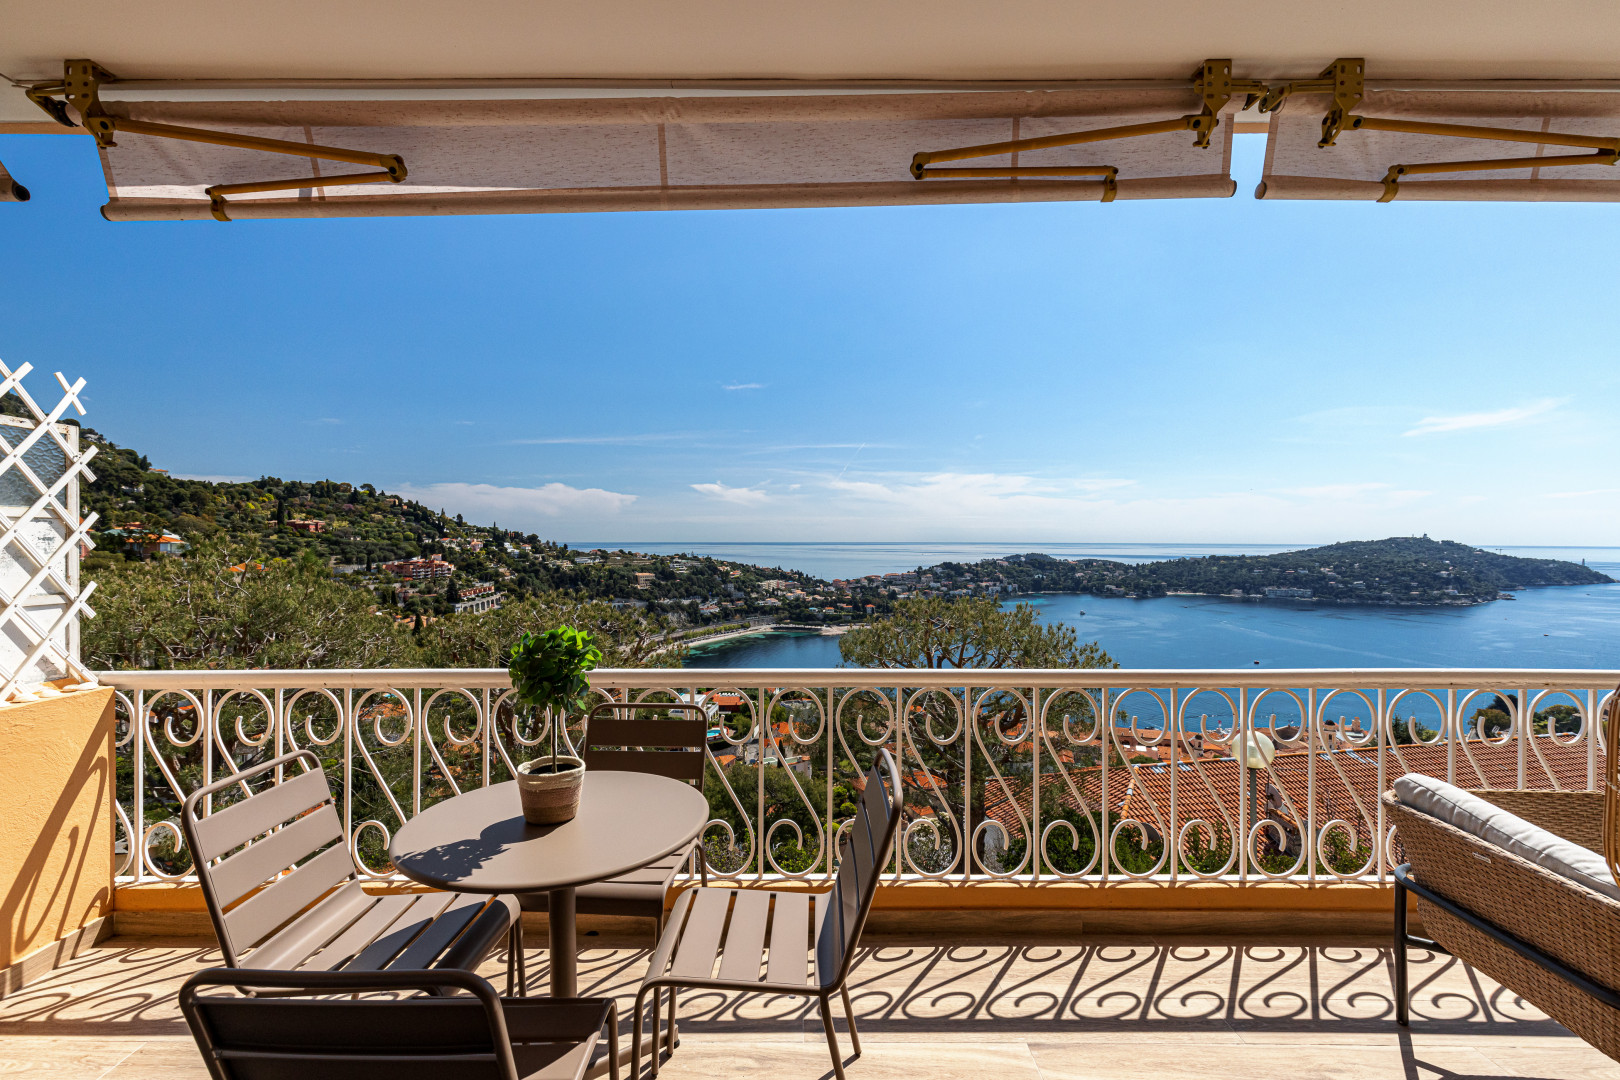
xmin=1257 ymin=61 xmax=1620 ymax=201
xmin=29 ymin=64 xmax=1240 ymax=220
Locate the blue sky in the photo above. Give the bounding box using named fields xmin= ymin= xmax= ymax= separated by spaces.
xmin=2 ymin=132 xmax=1617 ymax=544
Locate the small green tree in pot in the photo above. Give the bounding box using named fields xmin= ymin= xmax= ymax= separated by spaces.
xmin=508 ymin=626 xmax=602 ymax=824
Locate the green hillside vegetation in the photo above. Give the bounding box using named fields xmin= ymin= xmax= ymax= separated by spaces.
xmin=75 ymin=426 xmax=872 ymax=671
xmin=924 ymin=537 xmax=1612 ymax=605
xmin=80 ymin=428 xmax=842 ymax=621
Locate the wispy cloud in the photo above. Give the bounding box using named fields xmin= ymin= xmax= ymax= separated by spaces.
xmin=1291 ymin=405 xmax=1405 ymax=427
xmin=393 ymin=481 xmax=636 ymax=518
xmin=1071 ymin=477 xmax=1137 ymax=493
xmin=823 ymin=472 xmax=1135 ymax=517
xmin=690 ymin=482 xmax=771 ymax=506
xmin=722 ymin=382 xmax=765 ymax=391
xmin=507 ymin=433 xmax=695 ymax=446
xmin=1403 ymin=398 xmax=1567 ymax=437
xmin=1544 ymin=487 xmax=1620 ymax=499
xmin=1276 ymin=482 xmax=1430 ymax=505
xmin=747 ymin=442 xmax=887 ymax=453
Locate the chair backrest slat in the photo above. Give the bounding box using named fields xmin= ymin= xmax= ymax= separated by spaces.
xmin=209 ymin=802 xmax=344 ymax=909
xmin=578 ymin=748 xmax=706 ymax=781
xmin=815 ymin=749 xmax=901 ymax=989
xmin=190 ymin=768 xmax=332 ymax=863
xmin=181 ymin=968 xmax=522 ymax=1080
xmin=844 ymin=801 xmax=880 ymax=887
xmin=586 ymin=715 xmax=708 ymax=748
xmin=580 ymin=705 xmax=708 ymax=783
xmin=223 ymin=842 xmax=356 ymax=955
xmin=245 ymin=882 xmax=374 ymax=971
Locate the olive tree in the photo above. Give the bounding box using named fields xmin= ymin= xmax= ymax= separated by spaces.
xmin=838 ymin=597 xmax=1115 ymax=875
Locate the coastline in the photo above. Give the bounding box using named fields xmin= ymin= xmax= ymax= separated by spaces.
xmin=1036 ymin=589 xmax=1503 ymax=609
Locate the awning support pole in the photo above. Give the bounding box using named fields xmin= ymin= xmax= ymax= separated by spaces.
xmin=26 ymin=59 xmax=407 ymax=220
xmin=1260 ymin=58 xmax=1620 ymax=200
xmin=909 ymin=60 xmax=1263 ymax=190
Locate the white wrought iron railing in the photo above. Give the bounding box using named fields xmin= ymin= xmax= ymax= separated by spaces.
xmin=100 ymin=667 xmax=1619 ymax=888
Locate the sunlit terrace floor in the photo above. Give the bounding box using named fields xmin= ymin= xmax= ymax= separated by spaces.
xmin=3 ymin=928 xmax=1616 ymax=1080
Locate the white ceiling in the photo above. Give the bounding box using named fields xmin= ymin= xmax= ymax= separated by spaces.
xmin=6 ymin=0 xmax=1620 ymax=127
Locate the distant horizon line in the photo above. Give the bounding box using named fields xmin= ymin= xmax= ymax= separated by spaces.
xmin=563 ymin=540 xmax=1617 ymax=548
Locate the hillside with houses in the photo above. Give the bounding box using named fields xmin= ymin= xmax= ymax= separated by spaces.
xmin=75 ymin=421 xmax=1608 ymax=634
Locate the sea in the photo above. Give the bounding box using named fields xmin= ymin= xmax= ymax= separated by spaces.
xmin=571 ymin=542 xmax=1620 ymax=673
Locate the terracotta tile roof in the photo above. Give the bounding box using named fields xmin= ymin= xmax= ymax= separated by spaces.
xmin=979 ymin=735 xmax=1600 ymax=849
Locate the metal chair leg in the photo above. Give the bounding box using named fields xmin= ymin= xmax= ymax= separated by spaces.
xmin=505 ymin=923 xmax=517 ymax=997
xmin=1394 ymin=876 xmax=1410 ymax=1027
xmin=515 ymin=919 xmax=529 ymax=997
xmin=665 ymin=986 xmax=678 ymax=1053
xmin=605 ymin=1001 xmax=622 ymax=1080
xmin=632 ymin=984 xmax=654 ymax=1080
xmin=840 ymin=983 xmax=862 ymax=1058
xmin=818 ymin=992 xmax=847 ymax=1080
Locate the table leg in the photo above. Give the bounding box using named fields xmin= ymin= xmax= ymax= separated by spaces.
xmin=549 ymin=886 xmax=577 ymax=997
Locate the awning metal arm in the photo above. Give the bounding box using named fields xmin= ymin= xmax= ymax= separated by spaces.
xmin=26 ymin=59 xmax=407 ymax=221
xmin=909 ymin=60 xmax=1262 ymax=192
xmin=1377 ymin=151 xmax=1618 ymax=201
xmin=1259 ymin=58 xmax=1620 ymax=200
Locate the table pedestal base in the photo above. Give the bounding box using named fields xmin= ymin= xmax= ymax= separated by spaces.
xmin=548 ymin=885 xmax=577 ymax=998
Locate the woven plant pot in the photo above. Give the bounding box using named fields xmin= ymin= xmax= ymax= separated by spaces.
xmin=516 ymin=756 xmax=585 ymax=824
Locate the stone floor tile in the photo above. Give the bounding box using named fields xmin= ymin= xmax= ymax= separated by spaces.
xmin=1469 ymin=1046 xmax=1620 ymax=1080
xmin=0 ymin=1037 xmax=141 ymax=1080
xmin=658 ymin=1039 xmax=1040 ymax=1080
xmin=1030 ymin=1040 xmax=1470 ymax=1080
xmin=98 ymin=1038 xmax=211 ymax=1079
xmin=1231 ymin=1021 xmax=1581 ymax=1048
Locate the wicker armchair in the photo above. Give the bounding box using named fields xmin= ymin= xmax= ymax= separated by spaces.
xmin=1385 ymin=687 xmax=1620 ymax=1058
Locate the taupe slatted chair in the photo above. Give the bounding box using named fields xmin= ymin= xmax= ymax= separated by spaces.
xmin=181 ymin=749 xmax=520 ymax=992
xmin=632 ymin=748 xmax=902 ymax=1080
xmin=180 ymin=967 xmax=617 ymax=1080
xmin=520 ymin=703 xmax=709 ymax=935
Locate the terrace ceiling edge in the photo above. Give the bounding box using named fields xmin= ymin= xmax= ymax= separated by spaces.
xmin=8 ymin=1 xmax=1620 ymax=216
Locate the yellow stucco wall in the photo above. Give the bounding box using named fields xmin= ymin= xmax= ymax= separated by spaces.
xmin=0 ymin=688 xmax=116 ymax=968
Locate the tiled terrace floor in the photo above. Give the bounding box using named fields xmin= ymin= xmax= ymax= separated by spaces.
xmin=2 ymin=931 xmax=1615 ymax=1080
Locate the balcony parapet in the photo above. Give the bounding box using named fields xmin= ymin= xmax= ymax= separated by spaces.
xmin=97 ymin=667 xmax=1618 ymax=897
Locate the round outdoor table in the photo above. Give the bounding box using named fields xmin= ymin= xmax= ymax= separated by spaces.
xmin=389 ymin=771 xmax=708 ymax=998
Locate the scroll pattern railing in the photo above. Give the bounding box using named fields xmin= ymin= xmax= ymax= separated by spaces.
xmin=100 ymin=668 xmax=1618 ymax=888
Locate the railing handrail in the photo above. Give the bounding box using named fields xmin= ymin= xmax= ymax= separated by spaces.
xmin=97 ymin=666 xmax=1620 ymax=691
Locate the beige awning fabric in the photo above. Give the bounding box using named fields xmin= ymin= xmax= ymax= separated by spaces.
xmin=90 ymin=90 xmax=1238 ymax=220
xmin=1258 ymin=89 xmax=1620 ymax=201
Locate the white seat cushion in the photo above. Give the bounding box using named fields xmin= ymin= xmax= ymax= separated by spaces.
xmin=1394 ymin=774 xmax=1619 ymax=901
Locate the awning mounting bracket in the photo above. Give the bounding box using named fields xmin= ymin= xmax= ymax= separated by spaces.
xmin=1259 ymin=58 xmax=1620 ymax=201
xmin=26 ymin=59 xmax=408 ymax=220
xmin=908 ymin=59 xmax=1263 ymax=194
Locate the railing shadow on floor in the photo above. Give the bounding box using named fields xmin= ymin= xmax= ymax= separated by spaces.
xmin=0 ymin=938 xmax=1573 ymax=1052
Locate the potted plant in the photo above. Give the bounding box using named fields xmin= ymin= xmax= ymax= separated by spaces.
xmin=507 ymin=625 xmax=601 ymax=824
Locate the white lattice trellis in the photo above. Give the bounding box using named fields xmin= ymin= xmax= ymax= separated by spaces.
xmin=0 ymin=359 xmax=99 ymax=702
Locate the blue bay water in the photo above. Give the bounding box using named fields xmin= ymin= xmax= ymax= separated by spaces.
xmin=670 ymin=541 xmax=1620 ymax=737
xmin=684 ymin=584 xmax=1620 ymax=734
xmin=687 ymin=583 xmax=1620 ymax=671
